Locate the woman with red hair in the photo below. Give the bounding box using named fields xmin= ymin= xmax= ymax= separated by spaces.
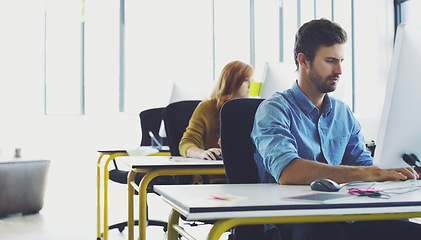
xmin=179 ymin=60 xmax=254 ymax=182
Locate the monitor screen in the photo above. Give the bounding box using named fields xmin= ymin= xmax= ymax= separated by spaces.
xmin=374 ymin=24 xmax=421 ymax=169
xmin=259 ymin=62 xmax=297 ymax=99
xmin=168 ymin=80 xmax=213 ymax=103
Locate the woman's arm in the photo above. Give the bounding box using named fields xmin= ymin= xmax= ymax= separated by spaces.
xmin=179 ymin=100 xmax=221 ymax=159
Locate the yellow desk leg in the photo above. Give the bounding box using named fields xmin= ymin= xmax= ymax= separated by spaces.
xmin=207 ymin=219 xmax=238 ymax=240
xmin=136 ymin=168 xmax=225 ymax=240
xmin=149 ymin=152 xmax=171 ymax=156
xmin=167 ymin=209 xmax=181 ymax=240
xmin=97 ymin=153 xmax=106 ymax=240
xmin=102 ymin=152 xmax=128 ymax=240
xmin=136 ymin=170 xmax=172 ymax=240
xmin=128 ymin=170 xmax=136 ymax=240
xmin=137 ymin=170 xmax=154 ymax=240
xmin=98 ymin=151 xmax=168 ymax=240
xmin=205 ymin=212 xmax=421 ymax=240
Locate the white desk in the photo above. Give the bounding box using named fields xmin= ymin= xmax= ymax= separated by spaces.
xmin=120 ymin=156 xmax=225 ymax=240
xmin=154 ymin=182 xmax=421 ymax=240
xmin=96 ymin=150 xmax=170 ymax=240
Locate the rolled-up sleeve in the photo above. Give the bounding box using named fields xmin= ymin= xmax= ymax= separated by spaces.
xmin=251 ymin=99 xmax=301 ymax=182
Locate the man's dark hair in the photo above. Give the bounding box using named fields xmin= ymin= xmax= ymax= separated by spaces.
xmin=294 ymin=18 xmax=347 ymax=70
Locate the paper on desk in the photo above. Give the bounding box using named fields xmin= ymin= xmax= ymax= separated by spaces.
xmin=342 ymin=180 xmax=421 ymax=194
xmin=126 ymin=146 xmax=159 ymax=156
xmin=372 ymin=180 xmax=421 ymax=194
xmin=210 ymin=194 xmax=248 ymax=201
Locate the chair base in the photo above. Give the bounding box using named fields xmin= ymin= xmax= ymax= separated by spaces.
xmin=108 ymin=219 xmax=168 ymax=233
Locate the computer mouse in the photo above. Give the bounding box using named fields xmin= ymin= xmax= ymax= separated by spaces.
xmin=310 ymin=178 xmax=341 ymax=192
xmin=211 ymin=153 xmax=223 ymax=160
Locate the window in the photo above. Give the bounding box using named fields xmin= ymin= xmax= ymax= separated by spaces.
xmin=0 ymin=0 xmax=44 ymax=116
xmin=124 ymin=0 xmax=213 ymax=113
xmin=84 ymin=0 xmax=120 ymax=115
xmin=43 ymin=0 xmax=393 ymax=117
xmin=255 ymin=0 xmax=355 ymax=110
xmin=45 ymin=0 xmax=81 ymax=115
xmin=214 ymin=0 xmax=250 ymax=75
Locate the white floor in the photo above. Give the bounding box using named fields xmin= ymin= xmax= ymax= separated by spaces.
xmin=0 ymin=156 xmax=230 ymax=240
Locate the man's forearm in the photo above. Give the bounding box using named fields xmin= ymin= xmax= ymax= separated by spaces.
xmin=278 ymin=159 xmax=364 ymax=185
xmin=277 ymin=158 xmax=414 ymax=185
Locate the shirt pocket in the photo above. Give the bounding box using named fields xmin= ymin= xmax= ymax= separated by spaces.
xmin=324 ymin=135 xmax=349 ymax=165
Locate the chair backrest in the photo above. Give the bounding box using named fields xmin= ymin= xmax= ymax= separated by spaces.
xmin=139 ymin=107 xmax=168 ymax=147
xmin=163 ymin=100 xmax=201 ymax=156
xmin=220 ymin=98 xmax=264 ymax=184
xmin=220 ymin=98 xmax=266 ymax=240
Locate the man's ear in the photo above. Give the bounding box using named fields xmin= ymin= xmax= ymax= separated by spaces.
xmin=297 ymin=53 xmax=309 ymax=69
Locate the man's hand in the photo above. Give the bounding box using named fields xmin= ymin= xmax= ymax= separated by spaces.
xmin=363 ymin=166 xmax=419 ymax=182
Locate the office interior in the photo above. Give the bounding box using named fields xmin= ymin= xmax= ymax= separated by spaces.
xmin=0 ymin=0 xmax=420 ymax=239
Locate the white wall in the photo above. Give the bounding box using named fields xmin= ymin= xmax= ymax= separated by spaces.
xmin=0 ymin=115 xmax=140 ymax=161
xmin=0 ymin=1 xmax=140 ymax=163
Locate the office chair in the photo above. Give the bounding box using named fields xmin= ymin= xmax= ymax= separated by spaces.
xmin=220 ymin=98 xmax=263 ymax=184
xmin=107 ymin=107 xmax=170 ymax=233
xmin=139 ymin=107 xmax=168 ymax=147
xmin=162 ymin=100 xmax=203 ymax=184
xmin=162 ymin=100 xmax=201 ymax=156
xmin=220 ymin=98 xmax=288 ymax=240
xmin=162 ymin=100 xmax=225 ymax=227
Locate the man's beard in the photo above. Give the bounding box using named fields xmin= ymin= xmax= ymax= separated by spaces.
xmin=308 ymin=66 xmax=339 ymax=93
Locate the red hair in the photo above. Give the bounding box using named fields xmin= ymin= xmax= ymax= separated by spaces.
xmin=211 ymin=61 xmax=254 ymax=110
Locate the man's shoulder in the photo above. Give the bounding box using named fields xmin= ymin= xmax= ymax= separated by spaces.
xmin=329 ymin=95 xmax=344 ymax=104
xmin=328 ymin=96 xmax=352 ymax=113
xmin=254 ymin=92 xmax=294 ymax=120
xmin=260 ymin=91 xmax=292 ymax=109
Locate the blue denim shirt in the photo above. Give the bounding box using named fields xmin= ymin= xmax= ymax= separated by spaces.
xmin=251 ymin=81 xmax=373 ymax=183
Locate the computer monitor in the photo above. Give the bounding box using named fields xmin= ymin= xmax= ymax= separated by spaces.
xmin=161 ymin=80 xmax=213 ymax=138
xmin=259 ymin=62 xmax=297 ymax=99
xmin=374 ymin=24 xmax=421 ymax=169
xmin=168 ymin=80 xmax=213 ymax=103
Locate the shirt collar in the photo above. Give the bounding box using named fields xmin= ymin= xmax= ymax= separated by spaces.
xmin=290 ymin=81 xmax=332 ymax=116
xmin=321 ymin=94 xmax=332 ymax=116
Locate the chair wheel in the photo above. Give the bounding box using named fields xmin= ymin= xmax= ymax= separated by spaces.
xmin=163 ymin=225 xmax=168 ymax=232
xmin=118 ymin=226 xmax=125 ymax=232
xmin=189 ymin=222 xmax=198 ymax=227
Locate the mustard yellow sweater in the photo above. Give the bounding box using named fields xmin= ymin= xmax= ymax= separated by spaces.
xmin=179 ymin=99 xmax=220 ymax=156
xmin=178 ymin=99 xmax=226 ymax=184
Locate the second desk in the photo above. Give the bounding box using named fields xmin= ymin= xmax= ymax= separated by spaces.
xmin=118 ymin=156 xmax=225 ymax=240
